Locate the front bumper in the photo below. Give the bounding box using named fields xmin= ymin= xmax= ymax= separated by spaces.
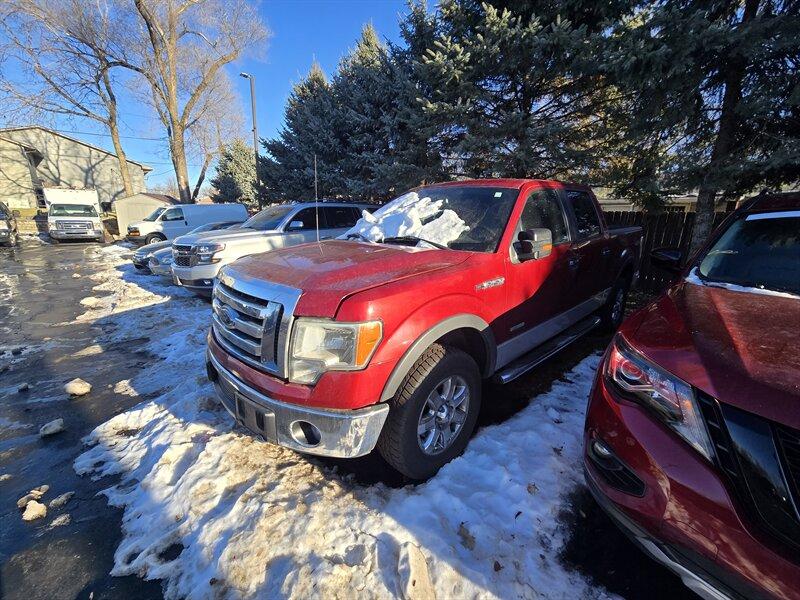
xmin=49 ymin=229 xmax=103 ymax=241
xmin=126 ymin=234 xmax=145 ymax=244
xmin=172 ymin=263 xmax=220 ymax=293
xmin=584 ymin=371 xmax=800 ymax=600
xmin=207 ymin=348 xmax=389 ymax=458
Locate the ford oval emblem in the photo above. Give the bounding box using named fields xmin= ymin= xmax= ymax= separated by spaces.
xmin=218 ymin=305 xmax=237 ymax=328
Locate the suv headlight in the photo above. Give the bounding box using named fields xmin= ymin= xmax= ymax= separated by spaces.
xmin=605 ymin=335 xmax=714 ymax=461
xmin=288 ymin=319 xmax=382 ymax=384
xmin=196 ymin=242 xmax=225 ymax=264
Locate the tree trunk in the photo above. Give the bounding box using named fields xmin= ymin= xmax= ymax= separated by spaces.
xmin=688 ymin=0 xmax=760 ymax=255
xmin=169 ymin=126 xmax=193 ymax=203
xmin=107 ymin=117 xmax=134 ymax=197
xmin=191 ymin=152 xmax=212 ymax=202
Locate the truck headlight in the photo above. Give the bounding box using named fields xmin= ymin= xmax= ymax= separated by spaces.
xmin=288 ymin=319 xmax=382 ymax=384
xmin=196 ymin=242 xmax=225 ymax=264
xmin=0 ymin=222 xmax=8 ymax=231
xmin=605 ymin=335 xmax=714 ymax=461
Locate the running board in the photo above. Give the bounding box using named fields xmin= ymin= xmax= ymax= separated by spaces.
xmin=493 ymin=315 xmax=601 ymax=384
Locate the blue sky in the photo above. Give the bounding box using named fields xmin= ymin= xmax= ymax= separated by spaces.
xmin=5 ymin=0 xmax=409 ymax=187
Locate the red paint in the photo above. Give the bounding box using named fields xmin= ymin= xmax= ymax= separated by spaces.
xmin=211 ymin=179 xmax=641 ymax=410
xmin=585 ymin=194 xmax=800 ymax=598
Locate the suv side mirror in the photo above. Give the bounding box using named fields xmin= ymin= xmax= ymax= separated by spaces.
xmin=287 ymin=220 xmax=305 ymax=231
xmin=514 ymin=228 xmax=552 ymax=261
xmin=650 ymin=247 xmax=683 ymax=273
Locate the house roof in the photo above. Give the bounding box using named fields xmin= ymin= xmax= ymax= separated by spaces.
xmin=0 ymin=126 xmax=152 ymax=172
xmin=120 ymin=192 xmax=179 ymax=204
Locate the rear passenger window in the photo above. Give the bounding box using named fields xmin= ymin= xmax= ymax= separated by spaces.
xmin=520 ymin=189 xmax=568 ymax=244
xmin=567 ymin=191 xmax=601 ymax=239
xmin=323 ymin=206 xmax=359 ymax=229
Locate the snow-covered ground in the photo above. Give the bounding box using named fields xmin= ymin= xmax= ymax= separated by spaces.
xmin=73 ymin=244 xmax=611 ymax=599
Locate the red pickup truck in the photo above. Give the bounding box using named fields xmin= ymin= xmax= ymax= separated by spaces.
xmin=206 ymin=179 xmax=642 ymax=478
xmin=584 ymin=193 xmax=800 ymax=599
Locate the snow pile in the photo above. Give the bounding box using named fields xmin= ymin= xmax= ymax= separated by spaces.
xmin=685 ymin=267 xmax=799 ymax=299
xmin=73 ymin=247 xmax=608 ymax=599
xmin=344 ymin=192 xmax=469 ymax=248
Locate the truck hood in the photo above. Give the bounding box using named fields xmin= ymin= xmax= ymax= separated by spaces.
xmin=629 ymin=279 xmax=800 ymax=429
xmin=173 ymin=227 xmax=272 ymax=246
xmin=225 ymin=240 xmax=471 ymax=316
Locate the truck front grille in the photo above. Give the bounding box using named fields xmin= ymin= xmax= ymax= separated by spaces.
xmin=212 ymin=281 xmax=284 ymax=376
xmin=172 ymin=244 xmax=197 ymax=267
xmin=57 ymin=220 xmax=92 ymax=230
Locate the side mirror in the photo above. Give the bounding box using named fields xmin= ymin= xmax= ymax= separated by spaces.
xmin=287 ymin=220 xmax=304 ymax=231
xmin=514 ymin=228 xmax=552 ymax=261
xmin=650 ymin=247 xmax=683 ymax=273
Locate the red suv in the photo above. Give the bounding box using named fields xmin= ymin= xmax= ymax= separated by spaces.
xmin=584 ymin=193 xmax=800 ymax=599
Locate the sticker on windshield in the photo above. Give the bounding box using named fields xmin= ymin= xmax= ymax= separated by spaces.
xmin=494 ymin=192 xmax=503 ymax=197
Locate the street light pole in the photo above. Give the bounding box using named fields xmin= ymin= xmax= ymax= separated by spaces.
xmin=239 ymin=72 xmax=262 ymax=209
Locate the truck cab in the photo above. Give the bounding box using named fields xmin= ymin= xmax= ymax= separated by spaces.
xmin=44 ymin=188 xmax=104 ymax=243
xmin=206 ymin=180 xmax=642 ymax=478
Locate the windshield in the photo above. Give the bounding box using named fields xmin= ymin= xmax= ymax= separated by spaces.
xmin=143 ymin=207 xmax=166 ymax=222
xmin=698 ymin=211 xmax=800 ymax=296
xmin=49 ymin=203 xmax=98 ymax=217
xmin=243 ymin=205 xmax=294 ymax=231
xmin=344 ymin=186 xmax=518 ymax=252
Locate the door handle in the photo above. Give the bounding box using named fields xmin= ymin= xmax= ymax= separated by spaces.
xmin=568 ymin=257 xmax=580 ymax=269
xmin=601 ymin=247 xmax=611 ymax=256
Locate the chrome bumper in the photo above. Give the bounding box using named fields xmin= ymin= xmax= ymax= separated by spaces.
xmin=207 ymin=349 xmax=389 ymax=458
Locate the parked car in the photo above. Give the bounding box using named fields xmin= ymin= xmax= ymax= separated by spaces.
xmin=148 ymin=247 xmax=174 ymax=277
xmin=126 ymin=203 xmax=248 ymax=245
xmin=205 ymin=180 xmax=642 ymax=478
xmin=171 ymin=201 xmax=374 ymax=297
xmin=132 ymin=220 xmax=244 ymax=272
xmin=47 ymin=201 xmax=104 ymax=243
xmin=0 ymin=201 xmax=19 ymax=247
xmin=583 ymin=194 xmax=800 ymax=599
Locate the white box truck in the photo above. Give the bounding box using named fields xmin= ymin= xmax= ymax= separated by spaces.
xmin=44 ymin=188 xmax=105 ymax=243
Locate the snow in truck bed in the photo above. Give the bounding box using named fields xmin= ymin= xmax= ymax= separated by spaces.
xmin=72 ymin=244 xmax=611 ymax=599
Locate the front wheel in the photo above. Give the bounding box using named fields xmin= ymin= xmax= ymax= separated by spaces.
xmin=144 ymin=233 xmax=166 ymax=245
xmin=377 ymin=344 xmax=481 ymax=480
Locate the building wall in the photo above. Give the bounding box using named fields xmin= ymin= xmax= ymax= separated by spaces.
xmin=0 ymin=139 xmax=39 ymax=209
xmin=0 ymin=128 xmax=148 ymax=208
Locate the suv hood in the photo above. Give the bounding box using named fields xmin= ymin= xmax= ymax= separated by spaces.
xmin=174 ymin=227 xmax=270 ymax=246
xmin=224 ymin=240 xmax=471 ymax=316
xmin=629 ymin=279 xmax=800 ymax=429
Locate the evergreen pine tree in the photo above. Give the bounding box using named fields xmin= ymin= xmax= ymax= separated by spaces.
xmin=210 ymin=139 xmax=262 ymax=208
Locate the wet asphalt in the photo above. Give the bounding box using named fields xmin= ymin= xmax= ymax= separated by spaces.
xmin=0 ymin=239 xmax=693 ymax=599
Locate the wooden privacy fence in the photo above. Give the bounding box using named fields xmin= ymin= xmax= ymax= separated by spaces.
xmin=603 ymin=211 xmax=729 ymax=292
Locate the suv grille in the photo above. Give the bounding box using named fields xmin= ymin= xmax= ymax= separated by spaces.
xmin=173 ymin=244 xmax=197 ymax=267
xmin=697 ymin=391 xmax=800 ymax=560
xmin=212 ymin=281 xmax=284 ymax=375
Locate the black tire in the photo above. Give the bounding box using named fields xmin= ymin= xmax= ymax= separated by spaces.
xmin=144 ymin=233 xmax=166 ymax=245
xmin=377 ymin=344 xmax=481 ymax=480
xmin=599 ymin=274 xmax=631 ymax=332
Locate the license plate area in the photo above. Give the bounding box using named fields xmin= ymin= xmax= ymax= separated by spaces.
xmin=234 ymin=391 xmax=277 ymax=440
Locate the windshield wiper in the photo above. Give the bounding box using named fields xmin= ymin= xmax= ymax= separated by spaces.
xmin=345 ymin=233 xmax=373 ymax=243
xmin=382 ymin=236 xmax=449 ymax=250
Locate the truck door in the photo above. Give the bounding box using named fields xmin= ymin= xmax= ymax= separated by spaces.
xmin=497 ymin=188 xmax=573 ymax=361
xmin=159 ymin=207 xmax=187 ymax=239
xmin=564 ymin=190 xmax=609 ymax=314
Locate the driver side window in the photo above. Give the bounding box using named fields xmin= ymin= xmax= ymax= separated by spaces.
xmin=161 ymin=207 xmax=184 ymax=222
xmin=519 ymin=189 xmax=568 ymax=244
xmin=288 ymin=208 xmax=318 ymax=230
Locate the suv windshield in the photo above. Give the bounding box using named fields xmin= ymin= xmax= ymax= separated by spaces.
xmin=344 ymin=186 xmax=518 ymax=252
xmin=49 ymin=204 xmax=98 ymax=217
xmin=143 ymin=207 xmax=166 ymax=221
xmin=243 ymin=205 xmax=293 ymax=231
xmin=698 ymin=211 xmax=800 ymax=296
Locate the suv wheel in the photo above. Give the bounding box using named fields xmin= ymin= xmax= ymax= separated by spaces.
xmin=144 ymin=233 xmax=166 ymax=245
xmin=377 ymin=344 xmax=481 ymax=480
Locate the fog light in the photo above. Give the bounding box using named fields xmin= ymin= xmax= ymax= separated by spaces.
xmin=592 ymin=439 xmax=613 ymax=458
xmin=290 ymin=420 xmax=322 ymax=447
